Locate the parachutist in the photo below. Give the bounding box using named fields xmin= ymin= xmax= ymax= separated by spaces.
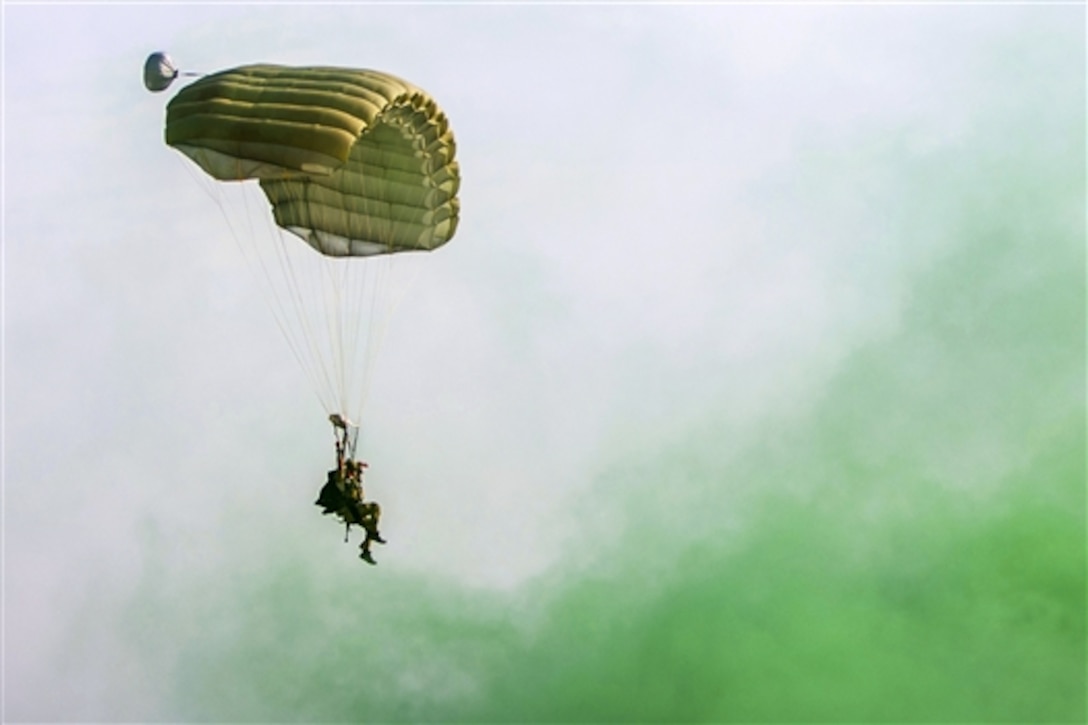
xmin=314 ymin=441 xmax=383 ymax=563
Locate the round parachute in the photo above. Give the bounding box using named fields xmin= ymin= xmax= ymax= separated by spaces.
xmin=144 ymin=52 xmax=179 ymax=92
xmin=159 ymin=63 xmax=461 ymax=433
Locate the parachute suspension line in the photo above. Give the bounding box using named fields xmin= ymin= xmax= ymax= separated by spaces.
xmin=333 ymin=258 xmax=350 ymax=421
xmin=184 ymin=157 xmax=340 ymax=418
xmin=341 ymin=259 xmax=364 ymax=419
xmin=345 ymin=165 xmax=399 ymax=423
xmin=247 ymin=185 xmax=323 ymax=398
xmin=318 ymin=254 xmax=346 ymax=419
xmin=287 ymin=180 xmax=337 ymax=409
xmin=338 ymin=253 xmax=382 ymax=427
xmin=353 ymin=253 xmax=422 ymax=423
xmin=163 ymin=64 xmax=461 ymax=446
xmin=345 ymin=258 xmax=369 ymax=421
xmin=355 ymin=258 xmax=384 ymax=421
xmin=266 ymin=180 xmax=342 ymax=414
xmin=175 ymin=159 xmax=325 ymax=413
xmin=338 ymin=241 xmax=375 ymax=422
xmin=361 ymin=257 xmax=387 ymax=418
xmin=239 ymin=176 xmax=335 ymax=416
xmin=353 ymin=255 xmax=391 ymax=421
xmin=302 ymin=239 xmax=345 ymax=419
xmin=345 ymin=419 xmax=360 ymax=460
xmin=330 ymin=413 xmax=359 ymax=461
xmin=180 ymin=165 xmax=420 ymax=430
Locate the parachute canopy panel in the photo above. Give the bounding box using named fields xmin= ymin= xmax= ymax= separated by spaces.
xmin=164 ymin=64 xmax=460 ymax=256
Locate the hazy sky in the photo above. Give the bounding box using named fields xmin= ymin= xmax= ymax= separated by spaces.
xmin=3 ymin=3 xmax=1085 ymax=722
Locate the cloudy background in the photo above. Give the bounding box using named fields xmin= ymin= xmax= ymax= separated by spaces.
xmin=3 ymin=3 xmax=1085 ymax=722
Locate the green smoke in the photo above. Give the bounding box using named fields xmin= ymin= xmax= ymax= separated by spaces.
xmin=125 ymin=151 xmax=1084 ymax=720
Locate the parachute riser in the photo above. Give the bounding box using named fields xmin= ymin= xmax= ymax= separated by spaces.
xmin=329 ymin=412 xmax=360 ymax=460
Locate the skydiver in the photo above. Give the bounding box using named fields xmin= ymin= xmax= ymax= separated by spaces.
xmin=314 ymin=421 xmax=385 ymax=562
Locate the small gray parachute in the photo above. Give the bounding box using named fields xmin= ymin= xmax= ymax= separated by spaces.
xmin=143 ymin=52 xmax=178 ymax=92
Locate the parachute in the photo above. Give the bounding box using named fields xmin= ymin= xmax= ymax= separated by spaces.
xmin=157 ymin=60 xmax=461 ymax=448
xmin=143 ymin=52 xmax=179 ymax=92
xmin=165 ymin=64 xmax=460 ymax=254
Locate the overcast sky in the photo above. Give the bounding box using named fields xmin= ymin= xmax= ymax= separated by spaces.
xmin=3 ymin=3 xmax=1085 ymax=722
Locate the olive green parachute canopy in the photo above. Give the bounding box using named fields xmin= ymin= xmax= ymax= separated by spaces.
xmin=165 ymin=64 xmax=460 ymax=257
